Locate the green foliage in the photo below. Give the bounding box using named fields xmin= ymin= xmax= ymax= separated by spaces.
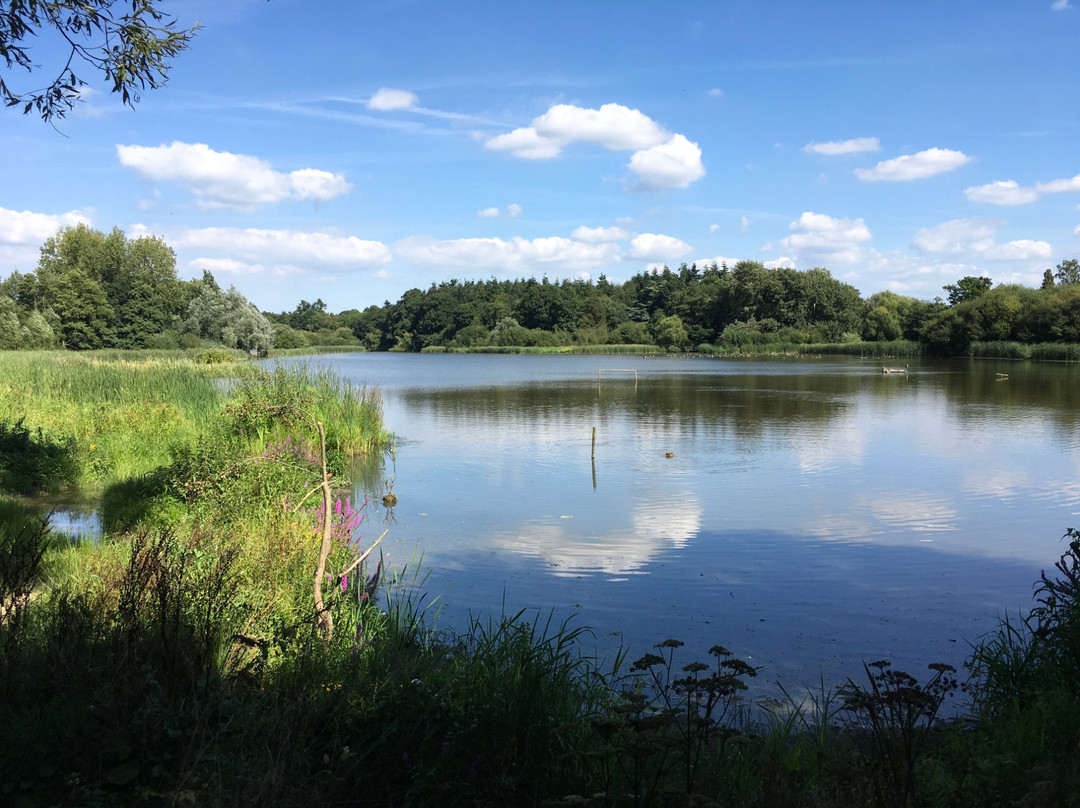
xmin=839 ymin=660 xmax=959 ymax=807
xmin=943 ymin=275 xmax=993 ymax=307
xmin=0 ymin=0 xmax=198 ymax=121
xmin=1054 ymin=258 xmax=1080 ymax=285
xmin=0 ymin=417 xmax=79 ymax=494
xmin=650 ymin=314 xmax=690 ymax=351
xmin=182 ymin=281 xmax=274 ymax=353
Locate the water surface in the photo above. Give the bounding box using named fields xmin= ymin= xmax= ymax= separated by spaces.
xmin=278 ymin=353 xmax=1080 ymax=691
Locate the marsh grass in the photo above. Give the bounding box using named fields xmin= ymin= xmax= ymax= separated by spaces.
xmin=1029 ymin=342 xmax=1080 ymax=361
xmin=798 ymin=340 xmax=923 ymax=358
xmin=5 ymin=351 xmax=1080 ymax=806
xmin=0 ymin=350 xmax=236 ymax=484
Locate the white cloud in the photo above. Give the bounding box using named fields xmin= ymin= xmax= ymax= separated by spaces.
xmin=965 ymin=173 xmax=1080 ymax=205
xmin=288 ymin=168 xmax=352 ymax=202
xmin=367 ymin=88 xmax=419 ymax=111
xmin=854 ymin=147 xmax=973 ymax=182
xmin=1037 ymin=174 xmax=1080 ymax=194
xmin=187 ymin=258 xmax=303 ymax=277
xmin=912 ymin=219 xmax=997 ymax=254
xmin=1051 ymin=0 xmax=1072 ymax=10
xmin=116 ymin=142 xmax=352 ymax=211
xmin=984 ymin=239 xmax=1053 ymax=260
xmin=0 ymin=206 xmax=93 ymax=244
xmin=911 ymin=218 xmax=1052 ymax=260
xmin=477 ymin=203 xmax=523 ymax=219
xmin=485 ymin=126 xmax=563 ymax=159
xmin=174 ymin=227 xmax=391 ymax=268
xmin=965 ymin=180 xmax=1040 ymax=205
xmin=486 ymin=103 xmax=668 ymax=159
xmin=571 ymin=225 xmax=629 ymax=243
xmin=708 ymin=223 xmax=721 ymax=234
xmin=534 ymin=103 xmax=669 ymax=151
xmin=485 ymin=102 xmax=705 ymax=190
xmin=395 ymin=235 xmax=620 ymax=272
xmin=779 ymin=211 xmax=872 ymax=264
xmin=1074 ymin=224 xmax=1080 ymax=236
xmin=696 ymin=254 xmax=742 ymax=269
xmin=764 ymin=256 xmax=797 ymax=269
xmin=803 ymin=137 xmax=880 ymax=156
xmin=739 ymin=216 xmax=751 ymax=232
xmin=627 ymin=233 xmax=693 ymax=261
xmin=627 ymin=134 xmax=706 ymax=190
xmin=707 ymin=88 xmax=724 ymax=97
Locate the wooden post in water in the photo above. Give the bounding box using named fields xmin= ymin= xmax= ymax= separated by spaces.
xmin=591 ymin=426 xmax=596 ymax=459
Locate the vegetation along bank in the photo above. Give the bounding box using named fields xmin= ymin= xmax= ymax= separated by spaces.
xmin=0 ymin=350 xmax=1078 ymax=805
xmin=2 ymin=224 xmax=1079 ymax=359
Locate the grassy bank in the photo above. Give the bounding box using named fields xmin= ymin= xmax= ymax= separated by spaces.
xmin=2 ymin=351 xmax=1079 ymax=806
xmin=420 ymin=343 xmax=665 ymax=355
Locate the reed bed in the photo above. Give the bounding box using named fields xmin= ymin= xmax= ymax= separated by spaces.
xmin=968 ymin=341 xmax=1080 ymax=361
xmin=796 ymin=340 xmax=924 ymax=357
xmin=1028 ymin=342 xmax=1080 ymax=361
xmin=0 ymin=351 xmax=234 ymax=482
xmin=0 ymin=351 xmax=384 ymax=488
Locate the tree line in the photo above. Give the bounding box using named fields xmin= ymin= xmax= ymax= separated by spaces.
xmin=0 ymin=225 xmax=273 ymax=352
xmin=270 ymin=258 xmax=1080 ymax=355
xmin=2 ymin=224 xmax=1079 ymax=355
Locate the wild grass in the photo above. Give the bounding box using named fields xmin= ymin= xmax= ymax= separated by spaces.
xmin=431 ymin=342 xmax=664 ymax=355
xmin=3 ymin=350 xmax=1080 ymax=806
xmin=572 ymin=342 xmax=662 ymax=354
xmin=968 ymin=341 xmax=1031 ymax=359
xmin=0 ymin=352 xmax=384 ymax=492
xmin=0 ymin=350 xmax=239 ymax=483
xmin=270 ymin=345 xmax=365 ymax=357
xmin=969 ymin=341 xmax=1080 ymax=361
xmin=1029 ymin=342 xmax=1080 ymax=361
xmin=798 ymin=340 xmax=924 ymax=358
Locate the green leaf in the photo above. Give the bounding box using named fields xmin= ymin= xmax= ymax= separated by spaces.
xmin=105 ymin=760 xmax=140 ymax=786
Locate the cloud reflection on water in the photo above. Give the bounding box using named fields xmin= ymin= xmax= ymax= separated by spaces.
xmin=492 ymin=494 xmax=702 ymax=578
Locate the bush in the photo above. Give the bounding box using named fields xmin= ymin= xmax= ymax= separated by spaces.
xmin=0 ymin=418 xmax=80 ymax=494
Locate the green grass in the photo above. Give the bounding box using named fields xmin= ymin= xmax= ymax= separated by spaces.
xmin=0 ymin=350 xmax=240 ymax=483
xmin=270 ymin=345 xmax=366 ymax=357
xmin=3 ymin=349 xmax=1080 ymax=807
xmin=1029 ymin=342 xmax=1080 ymax=361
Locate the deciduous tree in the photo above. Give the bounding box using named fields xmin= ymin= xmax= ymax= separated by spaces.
xmin=1 ymin=0 xmax=198 ymax=121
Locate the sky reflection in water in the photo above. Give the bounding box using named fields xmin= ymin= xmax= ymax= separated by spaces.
xmin=284 ymin=353 xmax=1080 ymax=691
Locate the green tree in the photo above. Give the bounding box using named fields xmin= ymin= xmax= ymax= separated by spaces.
xmin=0 ymin=296 xmax=21 ymax=349
xmin=182 ymin=283 xmax=273 ymax=353
xmin=1054 ymin=259 xmax=1080 ymax=285
xmin=19 ymin=308 xmax=55 ymax=348
xmin=40 ymin=266 xmax=113 ymax=349
xmin=863 ymin=305 xmax=902 ymax=341
xmin=1 ymin=0 xmax=198 ymax=121
xmin=32 ymin=224 xmax=182 ymax=348
xmin=943 ymin=276 xmax=992 ymax=306
xmin=287 ymin=299 xmax=332 ymax=332
xmin=1042 ymin=269 xmax=1056 ymax=290
xmin=650 ymin=314 xmax=689 ymax=351
xmin=110 ymin=233 xmax=183 ymax=347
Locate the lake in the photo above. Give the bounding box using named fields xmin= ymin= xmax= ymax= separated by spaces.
xmin=282 ymin=353 xmax=1080 ymax=693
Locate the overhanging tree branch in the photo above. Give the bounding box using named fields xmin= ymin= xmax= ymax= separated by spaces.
xmin=0 ymin=0 xmax=198 ymax=121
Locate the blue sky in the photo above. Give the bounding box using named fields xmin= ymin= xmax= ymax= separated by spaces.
xmin=2 ymin=0 xmax=1078 ymax=313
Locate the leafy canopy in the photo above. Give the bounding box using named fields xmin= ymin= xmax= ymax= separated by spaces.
xmin=0 ymin=0 xmax=198 ymax=121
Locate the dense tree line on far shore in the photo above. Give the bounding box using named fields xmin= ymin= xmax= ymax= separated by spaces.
xmin=2 ymin=225 xmax=1079 ymax=355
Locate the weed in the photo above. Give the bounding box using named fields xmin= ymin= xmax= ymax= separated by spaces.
xmin=839 ymin=659 xmax=959 ymax=807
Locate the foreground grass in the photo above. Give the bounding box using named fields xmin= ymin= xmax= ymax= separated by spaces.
xmin=2 ymin=350 xmax=1080 ymax=806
